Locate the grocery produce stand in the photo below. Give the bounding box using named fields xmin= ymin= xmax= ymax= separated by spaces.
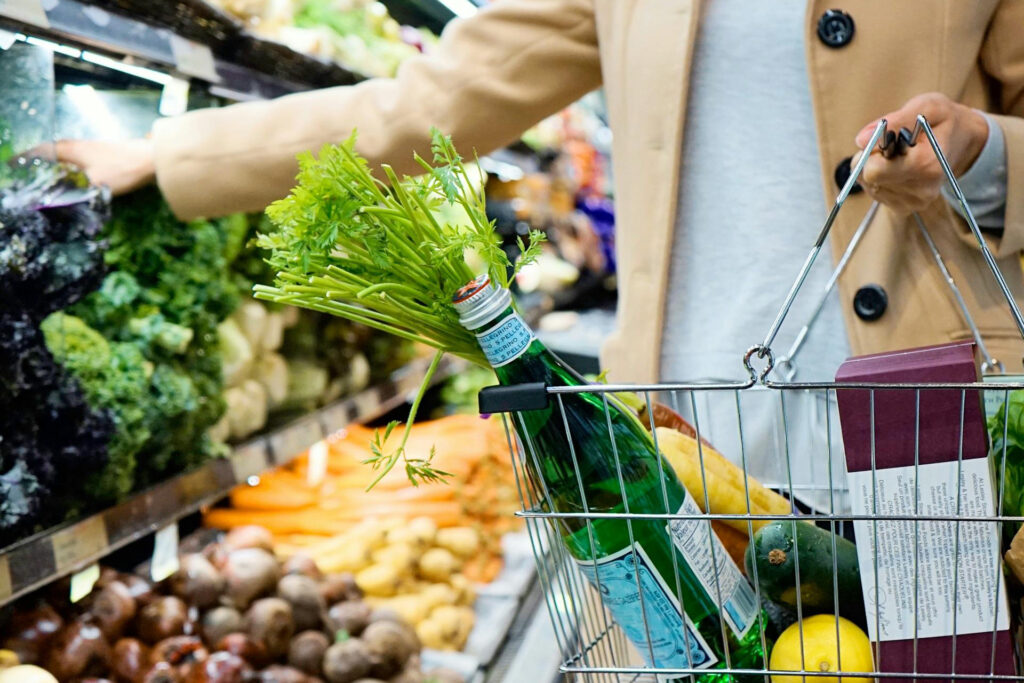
xmin=481 ymin=117 xmax=1024 ymax=681
xmin=0 ymin=0 xmax=368 ymax=100
xmin=0 ymin=354 xmax=466 ymax=608
xmin=145 ymin=525 xmax=547 ymax=683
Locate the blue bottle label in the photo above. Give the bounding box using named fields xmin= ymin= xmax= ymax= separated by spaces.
xmin=476 ymin=313 xmax=534 ymax=367
xmin=575 ymin=543 xmax=718 ymax=673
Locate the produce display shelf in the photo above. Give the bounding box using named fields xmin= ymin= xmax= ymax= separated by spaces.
xmin=0 ymin=353 xmax=465 ymax=608
xmin=482 ymin=585 xmax=560 ymax=683
xmin=0 ymin=0 xmax=367 ymax=100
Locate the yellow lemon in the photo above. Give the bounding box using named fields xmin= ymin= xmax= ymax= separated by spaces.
xmin=769 ymin=614 xmax=873 ymax=683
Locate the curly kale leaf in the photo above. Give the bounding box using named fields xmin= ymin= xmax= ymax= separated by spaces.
xmin=0 ymin=312 xmax=114 ymax=543
xmin=0 ymin=462 xmax=40 ymax=533
xmin=41 ymin=313 xmax=150 ymax=505
xmin=0 ymin=201 xmax=107 ymax=319
xmin=92 ymin=188 xmax=240 ymax=328
xmin=69 ymin=188 xmax=240 ymax=483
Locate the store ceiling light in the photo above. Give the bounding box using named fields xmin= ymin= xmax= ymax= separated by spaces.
xmin=437 ymin=0 xmax=478 ymax=18
xmin=23 ymin=35 xmax=81 ymax=58
xmin=81 ymin=51 xmax=172 ymax=86
xmin=62 ymin=84 xmax=127 ymax=139
xmin=14 ymin=35 xmax=171 ymax=87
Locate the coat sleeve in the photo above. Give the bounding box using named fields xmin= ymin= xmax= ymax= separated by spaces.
xmin=979 ymin=0 xmax=1024 ymax=256
xmin=152 ymin=0 xmax=601 ymax=219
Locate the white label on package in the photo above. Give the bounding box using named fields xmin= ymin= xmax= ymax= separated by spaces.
xmin=982 ymin=375 xmax=1024 ymax=423
xmin=667 ymin=493 xmax=757 ymax=639
xmin=849 ymin=457 xmax=1009 ymax=642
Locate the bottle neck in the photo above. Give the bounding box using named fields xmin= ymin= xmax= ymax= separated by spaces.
xmin=453 ymin=279 xmax=586 ymax=385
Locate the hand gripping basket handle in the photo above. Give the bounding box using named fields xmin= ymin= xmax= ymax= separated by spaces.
xmin=747 ymin=115 xmax=1024 ymax=384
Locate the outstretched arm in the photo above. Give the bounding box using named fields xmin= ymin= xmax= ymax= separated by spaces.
xmin=58 ymin=0 xmax=601 ymax=219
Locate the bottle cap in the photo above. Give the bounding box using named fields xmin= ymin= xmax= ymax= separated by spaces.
xmin=452 ymin=275 xmax=511 ymax=329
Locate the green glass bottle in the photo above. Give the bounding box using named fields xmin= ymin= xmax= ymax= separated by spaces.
xmin=454 ymin=276 xmax=768 ymax=682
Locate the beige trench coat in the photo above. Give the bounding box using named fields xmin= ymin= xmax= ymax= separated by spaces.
xmin=153 ymin=0 xmax=1024 ymax=382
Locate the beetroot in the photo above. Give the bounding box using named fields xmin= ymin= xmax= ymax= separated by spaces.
xmin=277 ymin=574 xmax=325 ymax=632
xmin=43 ymin=619 xmax=112 ymax=680
xmin=91 ymin=581 xmax=137 ymax=641
xmin=137 ymin=597 xmax=188 ymax=645
xmin=111 ymin=637 xmax=149 ymax=682
xmin=2 ymin=602 xmax=63 ymax=664
xmin=281 ymin=555 xmax=322 ymax=581
xmin=171 ymin=555 xmax=225 ymax=610
xmin=148 ymin=635 xmax=208 ymax=668
xmin=221 ymin=549 xmax=279 ymax=610
xmin=287 ymin=630 xmax=328 ymax=676
xmin=214 ymin=633 xmax=269 ymax=668
xmin=222 ymin=527 xmax=273 ymax=554
xmin=181 ymin=651 xmax=251 ymax=682
xmin=200 ymin=607 xmax=242 ymax=648
xmin=244 ymin=598 xmax=294 ymax=659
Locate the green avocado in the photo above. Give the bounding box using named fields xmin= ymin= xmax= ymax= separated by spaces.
xmin=744 ymin=520 xmax=865 ymax=628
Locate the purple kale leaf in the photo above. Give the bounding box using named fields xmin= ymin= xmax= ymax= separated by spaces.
xmin=0 ymin=165 xmax=113 ymax=545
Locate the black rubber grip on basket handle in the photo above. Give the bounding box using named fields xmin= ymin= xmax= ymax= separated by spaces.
xmin=479 ymin=383 xmax=549 ymax=414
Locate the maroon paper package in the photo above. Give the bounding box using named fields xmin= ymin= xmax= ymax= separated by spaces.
xmin=835 ymin=341 xmax=1016 ymax=681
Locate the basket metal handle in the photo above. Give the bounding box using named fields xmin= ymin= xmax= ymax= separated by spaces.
xmin=748 ymin=115 xmax=1024 ymax=384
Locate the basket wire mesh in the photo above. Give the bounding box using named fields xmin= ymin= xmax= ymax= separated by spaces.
xmin=487 ymin=116 xmax=1024 ymax=681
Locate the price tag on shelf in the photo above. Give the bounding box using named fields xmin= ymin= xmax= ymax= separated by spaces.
xmin=159 ymin=77 xmax=190 ymax=117
xmin=169 ymin=35 xmax=219 ymax=83
xmin=52 ymin=516 xmax=108 ymax=574
xmin=307 ymin=439 xmax=329 ymax=487
xmin=151 ymin=523 xmax=180 ymax=582
xmin=231 ymin=439 xmax=269 ymax=483
xmin=0 ymin=555 xmax=11 ymax=602
xmin=0 ymin=28 xmax=18 ymax=50
xmin=0 ymin=0 xmax=49 ymax=28
xmin=69 ymin=563 xmax=100 ymax=604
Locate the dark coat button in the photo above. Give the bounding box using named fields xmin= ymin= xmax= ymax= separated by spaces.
xmin=834 ymin=156 xmax=863 ymax=194
xmin=854 ymin=284 xmax=887 ymax=321
xmin=817 ymin=10 xmax=855 ymax=48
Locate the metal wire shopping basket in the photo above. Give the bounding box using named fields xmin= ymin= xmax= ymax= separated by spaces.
xmin=479 ymin=117 xmax=1024 ymax=682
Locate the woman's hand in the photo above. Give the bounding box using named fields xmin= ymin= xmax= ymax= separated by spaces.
xmin=51 ymin=138 xmax=156 ymax=196
xmin=854 ymin=92 xmax=989 ymax=213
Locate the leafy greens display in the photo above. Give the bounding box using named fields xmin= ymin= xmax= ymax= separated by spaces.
xmin=42 ymin=312 xmax=151 ymax=505
xmin=0 ymin=164 xmax=115 ymax=543
xmin=67 ymin=188 xmax=245 ymax=488
xmin=255 ymin=129 xmax=543 ymax=485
